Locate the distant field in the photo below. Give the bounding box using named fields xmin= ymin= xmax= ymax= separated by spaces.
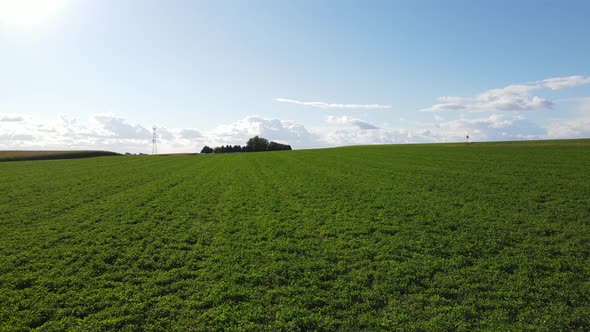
xmin=0 ymin=150 xmax=120 ymax=162
xmin=1 ymin=139 xmax=589 ymax=330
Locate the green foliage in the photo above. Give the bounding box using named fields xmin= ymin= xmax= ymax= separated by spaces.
xmin=246 ymin=135 xmax=269 ymax=151
xmin=267 ymin=141 xmax=292 ymax=151
xmin=1 ymin=140 xmax=589 ymax=330
xmin=205 ymin=136 xmax=291 ymax=154
xmin=200 ymin=146 xmax=213 ymax=154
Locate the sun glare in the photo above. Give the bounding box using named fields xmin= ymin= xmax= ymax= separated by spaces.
xmin=0 ymin=0 xmax=68 ymax=26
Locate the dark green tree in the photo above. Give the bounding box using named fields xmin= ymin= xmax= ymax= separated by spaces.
xmin=246 ymin=136 xmax=269 ymax=151
xmin=268 ymin=141 xmax=292 ymax=151
xmin=203 ymin=137 xmax=291 ymax=154
xmin=200 ymin=146 xmax=213 ymax=154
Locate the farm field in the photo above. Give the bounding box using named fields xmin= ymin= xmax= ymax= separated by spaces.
xmin=1 ymin=140 xmax=589 ymax=330
xmin=0 ymin=150 xmax=120 ymax=162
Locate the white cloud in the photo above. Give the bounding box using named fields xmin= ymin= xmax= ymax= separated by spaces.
xmin=0 ymin=114 xmax=315 ymax=152
xmin=313 ymin=127 xmax=435 ymax=146
xmin=434 ymin=114 xmax=546 ymax=141
xmin=326 ymin=115 xmax=378 ymax=130
xmin=275 ymin=98 xmax=391 ymax=110
xmin=0 ymin=113 xmax=179 ymax=153
xmin=546 ymin=100 xmax=590 ymax=138
xmin=422 ymin=75 xmax=589 ymax=112
xmin=206 ymin=116 xmax=317 ymax=148
xmin=315 ymin=113 xmax=547 ymax=146
xmin=0 ymin=113 xmax=25 ymax=122
xmin=178 ymin=129 xmax=202 ymax=140
xmin=0 ymin=132 xmax=35 ymax=141
xmin=541 ymin=76 xmax=590 ymax=90
xmin=92 ymin=113 xmax=152 ymax=139
xmin=0 ymin=111 xmax=586 ymax=153
xmin=547 ymin=117 xmax=590 ymax=139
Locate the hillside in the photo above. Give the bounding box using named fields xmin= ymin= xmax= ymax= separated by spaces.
xmin=0 ymin=150 xmax=120 ymax=162
xmin=0 ymin=140 xmax=589 ymax=330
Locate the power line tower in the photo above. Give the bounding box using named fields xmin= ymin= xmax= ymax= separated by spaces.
xmin=152 ymin=126 xmax=158 ymax=155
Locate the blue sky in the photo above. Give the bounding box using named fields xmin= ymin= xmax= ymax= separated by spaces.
xmin=1 ymin=0 xmax=590 ymax=153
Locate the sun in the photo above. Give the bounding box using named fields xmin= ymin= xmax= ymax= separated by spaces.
xmin=0 ymin=0 xmax=69 ymax=26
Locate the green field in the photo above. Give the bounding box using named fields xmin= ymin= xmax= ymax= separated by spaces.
xmin=1 ymin=140 xmax=589 ymax=331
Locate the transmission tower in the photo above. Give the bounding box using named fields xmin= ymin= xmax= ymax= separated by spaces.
xmin=152 ymin=126 xmax=158 ymax=155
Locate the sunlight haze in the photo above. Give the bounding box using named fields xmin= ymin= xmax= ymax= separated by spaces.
xmin=0 ymin=0 xmax=69 ymax=26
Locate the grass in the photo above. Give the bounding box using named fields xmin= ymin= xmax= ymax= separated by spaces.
xmin=0 ymin=150 xmax=120 ymax=162
xmin=0 ymin=139 xmax=589 ymax=330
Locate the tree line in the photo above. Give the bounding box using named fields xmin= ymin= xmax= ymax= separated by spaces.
xmin=200 ymin=136 xmax=292 ymax=154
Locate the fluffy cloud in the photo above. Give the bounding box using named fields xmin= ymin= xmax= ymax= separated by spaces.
xmin=547 ymin=117 xmax=590 ymax=139
xmin=422 ymin=75 xmax=589 ymax=112
xmin=0 ymin=132 xmax=35 ymax=141
xmin=92 ymin=113 xmax=152 ymax=139
xmin=546 ymin=100 xmax=590 ymax=138
xmin=207 ymin=116 xmax=318 ymax=148
xmin=0 ymin=114 xmax=317 ymax=152
xmin=0 ymin=113 xmax=25 ymax=122
xmin=315 ymin=113 xmax=547 ymax=146
xmin=326 ymin=115 xmax=378 ymax=130
xmin=314 ymin=127 xmax=435 ymax=146
xmin=0 ymin=110 xmax=586 ymax=153
xmin=433 ymin=114 xmax=547 ymax=141
xmin=275 ymin=98 xmax=391 ymax=110
xmin=0 ymin=113 xmax=193 ymax=153
xmin=178 ymin=129 xmax=202 ymax=140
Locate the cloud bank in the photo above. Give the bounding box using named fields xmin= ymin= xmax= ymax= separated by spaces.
xmin=0 ymin=113 xmax=204 ymax=153
xmin=0 ymin=114 xmax=318 ymax=153
xmin=3 ymin=110 xmax=588 ymax=153
xmin=2 ymin=76 xmax=589 ymax=153
xmin=422 ymin=75 xmax=590 ymax=112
